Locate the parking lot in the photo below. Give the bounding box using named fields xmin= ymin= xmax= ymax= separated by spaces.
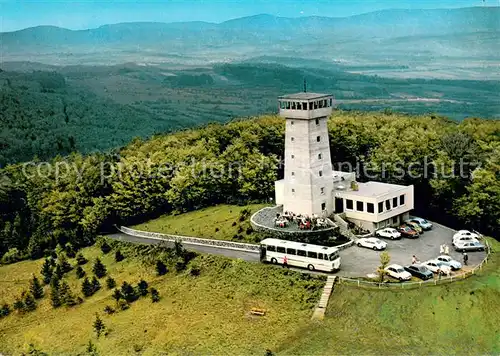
xmin=338 ymin=222 xmax=487 ymax=278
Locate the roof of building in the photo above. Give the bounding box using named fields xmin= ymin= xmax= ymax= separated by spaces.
xmin=342 ymin=181 xmax=408 ymax=198
xmin=278 ymin=92 xmax=332 ymax=100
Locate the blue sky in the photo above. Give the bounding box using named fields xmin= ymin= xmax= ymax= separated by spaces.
xmin=0 ymin=0 xmax=492 ymax=32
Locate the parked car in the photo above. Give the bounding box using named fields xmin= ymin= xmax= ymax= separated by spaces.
xmin=404 ymin=220 xmax=423 ymax=234
xmin=422 ymin=260 xmax=452 ymax=275
xmin=409 ymin=217 xmax=433 ymax=230
xmin=397 ymin=225 xmax=420 ymax=239
xmin=435 ymin=255 xmax=462 ymax=270
xmin=453 ymin=235 xmax=479 ymax=244
xmin=453 ymin=230 xmax=480 ymax=241
xmin=375 ymin=228 xmax=401 ymax=240
xmin=357 ymin=237 xmax=387 ymax=250
xmin=404 ymin=264 xmax=434 ymax=280
xmin=453 ymin=240 xmax=485 ymax=252
xmin=385 ymin=264 xmax=412 ymax=281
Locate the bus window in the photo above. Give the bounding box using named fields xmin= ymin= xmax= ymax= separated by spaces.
xmin=329 ymin=252 xmax=339 ymax=261
xmin=297 ymin=250 xmax=306 ymax=257
xmin=307 ymin=251 xmax=317 ymax=259
xmin=277 ymin=246 xmax=286 ymax=253
xmin=318 ymin=253 xmax=323 ymax=260
xmin=324 ymin=254 xmax=329 ymax=261
xmin=287 ymin=248 xmax=296 ymax=255
xmin=267 ymin=245 xmax=276 ymax=252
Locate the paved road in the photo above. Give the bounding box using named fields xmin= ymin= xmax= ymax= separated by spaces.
xmin=108 ymin=233 xmax=260 ymax=262
xmin=338 ymin=223 xmax=487 ymax=278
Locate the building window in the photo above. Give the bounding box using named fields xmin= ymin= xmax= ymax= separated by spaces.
xmin=291 ymin=154 xmax=294 ymax=159
xmin=316 ymin=136 xmax=321 ymax=142
xmin=400 ymin=194 xmax=405 ymax=205
xmin=321 ymin=202 xmax=326 ymax=211
xmin=346 ymin=199 xmax=353 ymax=210
xmin=315 ymin=118 xmax=319 ymax=125
xmin=291 ymin=172 xmax=295 ymax=177
xmin=378 ymin=202 xmax=384 ymax=213
xmin=320 ymin=187 xmax=325 ymax=195
xmin=329 ymin=98 xmax=333 ymax=106
xmin=367 ymin=203 xmax=374 ymax=213
xmin=356 ymin=201 xmax=364 ymax=211
xmin=385 ymin=200 xmax=391 ymax=210
xmin=318 ymin=153 xmax=322 ymax=159
xmin=291 ymin=188 xmax=295 ymax=193
xmin=290 ymin=121 xmax=294 ymax=125
xmin=393 ymin=197 xmax=398 ymax=208
xmin=319 ymin=170 xmax=323 ymax=177
xmin=292 ymin=102 xmax=296 ymax=110
xmin=302 ymin=102 xmax=307 ymax=110
xmin=392 ymin=216 xmax=398 ymax=224
xmin=309 ymin=102 xmax=313 ymax=110
xmin=291 ymin=137 xmax=294 ymax=142
xmin=286 ymin=102 xmax=290 ymax=109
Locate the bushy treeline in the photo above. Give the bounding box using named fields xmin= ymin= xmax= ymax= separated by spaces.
xmin=0 ymin=111 xmax=499 ymax=262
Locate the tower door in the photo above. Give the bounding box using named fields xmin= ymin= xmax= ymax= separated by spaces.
xmin=335 ymin=197 xmax=344 ymax=213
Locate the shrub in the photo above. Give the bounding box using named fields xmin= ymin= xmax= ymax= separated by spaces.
xmin=120 ymin=282 xmax=138 ymax=303
xmin=215 ymin=227 xmax=219 ymax=232
xmin=112 ymin=289 xmax=122 ymax=302
xmin=76 ymin=253 xmax=88 ymax=265
xmin=13 ymin=297 xmax=25 ymax=313
xmin=150 ymin=288 xmax=160 ymax=303
xmin=156 ymin=260 xmax=168 ymax=276
xmin=117 ymin=300 xmax=129 ymax=311
xmin=231 ymin=221 xmax=237 ymax=227
xmin=175 ymin=259 xmax=186 ymax=272
xmin=103 ymin=305 xmax=115 ymax=315
xmin=189 ymin=263 xmax=201 ymax=277
xmin=114 ymin=250 xmax=125 ymax=262
xmin=1 ymin=248 xmax=22 ymax=264
xmin=92 ymin=258 xmax=107 ymax=278
xmin=106 ymin=277 xmax=116 ymax=290
xmin=0 ymin=303 xmax=11 ymax=318
xmin=23 ymin=293 xmax=37 ymax=312
xmin=237 ymin=226 xmax=244 ymax=233
xmin=137 ymin=280 xmax=149 ymax=297
xmin=100 ymin=242 xmax=111 ymax=254
xmin=76 ymin=266 xmax=86 ymax=279
xmin=65 ymin=243 xmax=76 ymax=258
xmin=246 ymin=227 xmax=254 ymax=235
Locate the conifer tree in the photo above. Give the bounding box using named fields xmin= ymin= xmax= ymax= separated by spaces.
xmin=91 ymin=276 xmax=101 ymax=294
xmin=30 ymin=275 xmax=44 ymax=299
xmin=106 ymin=277 xmax=116 ymax=290
xmin=23 ymin=292 xmax=37 ymax=312
xmin=92 ymin=258 xmax=107 ymax=278
xmin=112 ymin=289 xmax=122 ymax=302
xmin=40 ymin=258 xmax=53 ymax=284
xmin=59 ymin=281 xmax=77 ymax=306
xmin=120 ymin=281 xmax=137 ymax=303
xmin=53 ymin=263 xmax=64 ymax=281
xmin=81 ymin=277 xmax=94 ymax=298
xmin=76 ymin=265 xmax=86 ymax=279
xmin=93 ymin=313 xmax=105 ymax=338
xmin=155 ymin=260 xmax=167 ymax=276
xmin=50 ymin=278 xmax=61 ymax=308
xmin=13 ymin=297 xmax=25 ymax=313
xmin=100 ymin=241 xmax=111 ymax=254
xmin=0 ymin=303 xmax=10 ymax=318
xmin=58 ymin=254 xmax=73 ymax=273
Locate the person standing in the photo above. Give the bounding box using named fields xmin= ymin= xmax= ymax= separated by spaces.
xmin=440 ymin=244 xmax=445 ymax=255
xmin=283 ymin=255 xmax=288 ymax=268
xmin=412 ymin=255 xmax=417 ymax=264
xmin=444 ymin=245 xmax=450 ymax=255
xmin=463 ymin=252 xmax=469 ymax=266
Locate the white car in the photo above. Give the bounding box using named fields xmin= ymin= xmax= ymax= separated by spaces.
xmin=453 ymin=235 xmax=479 ymax=244
xmin=356 ymin=237 xmax=387 ymax=251
xmin=384 ymin=264 xmax=412 ymax=281
xmin=453 ymin=230 xmax=479 ymax=242
xmin=435 ymin=255 xmax=462 ymax=270
xmin=409 ymin=217 xmax=433 ymax=230
xmin=423 ymin=260 xmax=452 ymax=275
xmin=375 ymin=228 xmax=401 ymax=240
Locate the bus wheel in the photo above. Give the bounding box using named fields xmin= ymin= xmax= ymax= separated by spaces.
xmin=271 ymin=258 xmax=278 ymax=265
xmin=307 ymin=264 xmax=315 ymax=271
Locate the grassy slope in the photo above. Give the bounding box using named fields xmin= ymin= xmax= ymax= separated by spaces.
xmin=0 ymin=244 xmax=323 ymax=355
xmin=279 ymin=239 xmax=500 ymax=355
xmin=133 ymin=204 xmax=268 ymax=242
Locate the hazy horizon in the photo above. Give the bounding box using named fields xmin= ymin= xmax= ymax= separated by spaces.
xmin=0 ymin=0 xmax=495 ymax=32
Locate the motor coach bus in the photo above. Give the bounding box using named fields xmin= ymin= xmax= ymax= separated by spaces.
xmin=259 ymin=238 xmax=341 ymax=272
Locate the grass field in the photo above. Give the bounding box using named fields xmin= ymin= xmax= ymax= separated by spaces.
xmin=1 ymin=238 xmax=499 ymax=355
xmin=0 ymin=241 xmax=324 ymax=355
xmin=133 ymin=204 xmax=269 ymax=242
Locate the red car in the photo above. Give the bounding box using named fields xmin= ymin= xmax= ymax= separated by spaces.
xmin=397 ymin=224 xmax=419 ymax=238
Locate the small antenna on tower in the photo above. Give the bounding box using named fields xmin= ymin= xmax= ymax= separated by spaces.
xmin=303 ymin=78 xmax=307 ymax=93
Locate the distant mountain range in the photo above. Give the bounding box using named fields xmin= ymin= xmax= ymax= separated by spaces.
xmin=0 ymin=7 xmax=499 ymax=71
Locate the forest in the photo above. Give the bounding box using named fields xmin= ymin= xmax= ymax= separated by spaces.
xmin=0 ymin=110 xmax=499 ymax=263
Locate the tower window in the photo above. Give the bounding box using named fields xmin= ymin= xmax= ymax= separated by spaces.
xmin=367 ymin=203 xmax=374 ymax=213
xmin=319 ymin=170 xmax=323 ymax=177
xmin=393 ymin=197 xmax=398 ymax=208
xmin=290 ymin=121 xmax=294 ymax=125
xmin=315 ymin=118 xmax=319 ymax=125
xmin=346 ymin=199 xmax=353 ymax=210
xmin=320 ymin=187 xmax=325 ymax=195
xmin=286 ymin=102 xmax=290 ymax=109
xmin=291 ymin=137 xmax=294 ymax=142
xmin=318 ymin=153 xmax=322 ymax=159
xmin=400 ymin=194 xmax=405 ymax=205
xmin=321 ymin=202 xmax=326 ymax=211
xmin=356 ymin=201 xmax=364 ymax=211
xmin=316 ymin=136 xmax=321 ymax=142
xmin=291 ymin=154 xmax=294 ymax=159
xmin=302 ymin=102 xmax=307 ymax=110
xmin=292 ymin=188 xmax=295 ymax=193
xmin=378 ymin=202 xmax=383 ymax=213
xmin=291 ymin=172 xmax=295 ymax=176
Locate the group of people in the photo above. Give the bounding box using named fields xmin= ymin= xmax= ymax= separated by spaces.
xmin=274 ymin=211 xmax=329 ymax=230
xmin=439 ymin=244 xmax=450 ymax=255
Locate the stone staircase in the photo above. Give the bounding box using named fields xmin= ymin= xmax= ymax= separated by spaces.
xmin=311 ymin=276 xmax=338 ymax=320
